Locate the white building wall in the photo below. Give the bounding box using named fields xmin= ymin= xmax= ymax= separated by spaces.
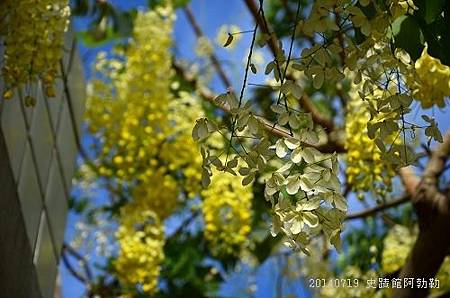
xmin=0 ymin=29 xmax=85 ymax=298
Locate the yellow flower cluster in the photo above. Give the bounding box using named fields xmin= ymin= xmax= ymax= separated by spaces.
xmin=408 ymin=46 xmax=450 ymax=108
xmin=345 ymin=91 xmax=396 ymax=196
xmin=381 ymin=225 xmax=416 ymax=273
xmin=1 ymin=0 xmax=70 ymax=101
xmin=86 ymin=8 xmax=203 ymax=220
xmin=115 ymin=208 xmax=164 ymax=295
xmin=201 ymin=170 xmax=253 ymax=256
xmin=86 ymin=7 xmax=206 ymax=293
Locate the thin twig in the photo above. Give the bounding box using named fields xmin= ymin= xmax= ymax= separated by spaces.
xmin=183 ymin=6 xmax=233 ymax=89
xmin=243 ymin=0 xmax=335 ymax=132
xmin=345 ymin=195 xmax=410 ymax=220
xmin=61 ymin=248 xmax=90 ymax=285
xmin=63 ymin=242 xmax=94 ymax=281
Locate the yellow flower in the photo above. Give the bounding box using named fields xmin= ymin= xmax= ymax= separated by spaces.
xmin=408 ymin=46 xmax=450 ymax=108
xmin=201 ymin=170 xmax=253 ymax=256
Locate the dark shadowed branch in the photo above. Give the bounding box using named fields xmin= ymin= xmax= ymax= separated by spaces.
xmin=345 ymin=195 xmax=410 ymax=220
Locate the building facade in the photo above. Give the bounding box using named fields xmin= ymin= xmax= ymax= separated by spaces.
xmin=0 ymin=31 xmax=85 ymax=297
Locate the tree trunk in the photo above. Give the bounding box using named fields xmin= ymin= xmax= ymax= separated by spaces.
xmin=395 ymin=132 xmax=450 ymax=298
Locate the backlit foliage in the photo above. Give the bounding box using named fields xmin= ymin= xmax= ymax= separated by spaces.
xmin=194 ymin=0 xmax=446 ymax=255
xmin=301 ymin=225 xmax=450 ymax=298
xmin=1 ymin=0 xmax=70 ymax=102
xmin=215 ymin=24 xmax=242 ymax=49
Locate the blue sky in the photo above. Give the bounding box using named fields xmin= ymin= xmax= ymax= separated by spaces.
xmin=61 ymin=0 xmax=450 ymax=297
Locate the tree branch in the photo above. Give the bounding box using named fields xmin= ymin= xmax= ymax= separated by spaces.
xmin=166 ymin=210 xmax=200 ymax=242
xmin=61 ymin=247 xmax=91 ymax=287
xmin=242 ymin=0 xmax=336 ymax=133
xmin=63 ymin=242 xmax=94 ymax=282
xmin=399 ymin=166 xmax=420 ymax=197
xmin=173 ymin=62 xmax=344 ymax=153
xmin=394 ymin=131 xmax=450 ymax=298
xmin=183 ymin=1 xmax=343 ymax=152
xmin=183 ymin=6 xmax=233 ymax=89
xmin=345 ymin=195 xmax=410 ymax=220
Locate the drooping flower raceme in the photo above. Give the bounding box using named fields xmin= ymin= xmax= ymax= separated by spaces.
xmin=345 ymin=87 xmax=397 ymax=196
xmin=408 ymin=46 xmax=450 ymax=108
xmin=1 ymin=0 xmax=70 ymax=101
xmin=115 ymin=208 xmax=164 ymax=295
xmin=202 ymin=170 xmax=253 ymax=256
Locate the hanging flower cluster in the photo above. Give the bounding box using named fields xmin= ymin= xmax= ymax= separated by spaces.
xmin=1 ymin=0 xmax=70 ymax=102
xmin=86 ymin=6 xmax=184 ymax=294
xmin=408 ymin=46 xmax=450 ymax=108
xmin=86 ymin=4 xmax=253 ymax=292
xmin=201 ymin=169 xmax=253 ymax=256
xmin=345 ymin=87 xmax=397 ymax=196
xmin=115 ymin=209 xmax=164 ymax=294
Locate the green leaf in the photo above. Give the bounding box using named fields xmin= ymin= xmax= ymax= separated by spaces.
xmin=301 ymin=147 xmax=316 ymax=163
xmin=301 ymin=198 xmax=321 ymax=211
xmin=250 ymin=63 xmax=257 ymax=74
xmin=192 ymin=119 xmax=209 ymax=141
xmin=227 ymin=158 xmax=238 ymax=168
xmin=302 ymin=211 xmax=319 ymax=227
xmin=290 ymin=220 xmax=303 ymax=234
xmin=374 ymin=138 xmax=385 ymax=152
xmin=77 ymin=27 xmax=119 ymax=47
xmin=275 ymin=139 xmax=289 ymax=158
xmin=421 ymin=114 xmax=433 ymax=123
xmin=265 ymin=61 xmax=275 ymax=75
xmin=223 ymin=33 xmax=234 ymax=47
xmin=202 ymin=168 xmax=211 ymax=187
xmin=242 ymin=173 xmax=255 ymax=186
xmin=390 ymin=15 xmax=424 ymax=60
xmin=291 ymin=147 xmax=303 ymax=163
xmin=238 ymin=167 xmax=250 ymax=176
xmin=286 ymin=178 xmax=301 ymax=195
xmin=209 ymin=156 xmax=223 ymax=169
xmin=419 ymin=0 xmax=446 ymax=24
xmin=312 ymin=71 xmax=324 ymax=89
xmin=333 ymin=194 xmax=347 ymax=212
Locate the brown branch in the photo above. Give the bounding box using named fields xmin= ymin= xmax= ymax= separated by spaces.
xmin=243 ymin=0 xmax=280 ymax=61
xmin=61 ymin=247 xmax=90 ymax=286
xmin=63 ymin=242 xmax=94 ymax=281
xmin=183 ymin=1 xmax=341 ymax=151
xmin=183 ymin=6 xmax=233 ymax=89
xmin=394 ymin=131 xmax=450 ymax=298
xmin=173 ymin=62 xmax=344 ymax=153
xmin=242 ymin=0 xmax=335 ymax=133
xmin=345 ymin=195 xmax=410 ymax=220
xmin=298 ymin=96 xmax=334 ymax=132
xmin=399 ymin=166 xmax=420 ymax=197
